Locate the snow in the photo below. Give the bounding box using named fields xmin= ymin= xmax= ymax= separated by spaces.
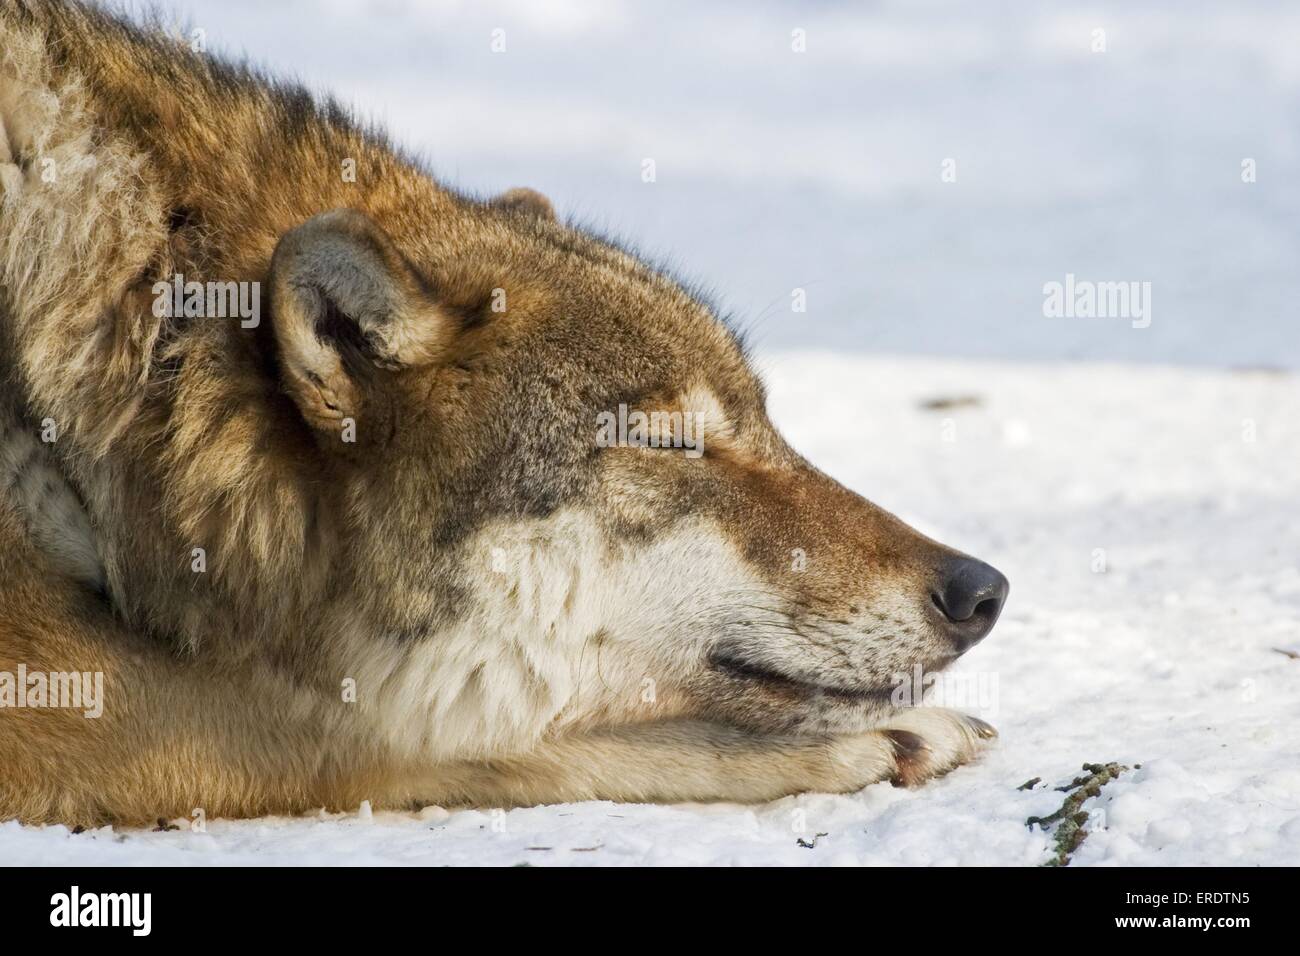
xmin=3 ymin=354 xmax=1297 ymax=866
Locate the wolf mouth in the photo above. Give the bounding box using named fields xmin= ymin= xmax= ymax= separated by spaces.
xmin=709 ymin=653 xmax=894 ymax=704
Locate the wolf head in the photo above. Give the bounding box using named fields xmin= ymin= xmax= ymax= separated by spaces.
xmin=265 ymin=200 xmax=1008 ymax=740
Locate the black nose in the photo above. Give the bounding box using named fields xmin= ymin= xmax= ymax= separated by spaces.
xmin=931 ymin=557 xmax=1009 ymax=653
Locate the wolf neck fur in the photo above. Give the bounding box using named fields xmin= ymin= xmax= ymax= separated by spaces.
xmin=0 ymin=3 xmax=429 ymax=654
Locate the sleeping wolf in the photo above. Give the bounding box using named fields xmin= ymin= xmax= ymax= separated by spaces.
xmin=0 ymin=0 xmax=1007 ymax=825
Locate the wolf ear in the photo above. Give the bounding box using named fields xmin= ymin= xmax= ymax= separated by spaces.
xmin=490 ymin=187 xmax=556 ymax=221
xmin=268 ymin=209 xmax=451 ymax=430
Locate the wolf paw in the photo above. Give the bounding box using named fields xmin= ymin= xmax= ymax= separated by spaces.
xmin=818 ymin=709 xmax=994 ymax=794
xmin=879 ymin=708 xmax=996 ymax=787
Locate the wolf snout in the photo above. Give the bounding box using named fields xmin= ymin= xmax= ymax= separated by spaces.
xmin=930 ymin=556 xmax=1009 ymax=653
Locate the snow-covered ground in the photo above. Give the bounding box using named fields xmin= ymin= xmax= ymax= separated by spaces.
xmin=4 ymin=354 xmax=1296 ymax=865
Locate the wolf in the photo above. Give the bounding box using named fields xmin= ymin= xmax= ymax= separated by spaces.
xmin=0 ymin=1 xmax=1008 ymax=826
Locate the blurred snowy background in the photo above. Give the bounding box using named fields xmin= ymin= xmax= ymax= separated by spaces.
xmin=130 ymin=0 xmax=1300 ymax=367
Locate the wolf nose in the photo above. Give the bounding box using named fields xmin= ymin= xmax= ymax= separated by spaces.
xmin=931 ymin=557 xmax=1009 ymax=653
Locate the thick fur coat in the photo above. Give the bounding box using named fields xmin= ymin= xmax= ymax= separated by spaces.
xmin=0 ymin=1 xmax=1006 ymax=826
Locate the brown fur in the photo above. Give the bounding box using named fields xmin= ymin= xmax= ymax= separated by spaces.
xmin=0 ymin=1 xmax=1005 ymax=827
